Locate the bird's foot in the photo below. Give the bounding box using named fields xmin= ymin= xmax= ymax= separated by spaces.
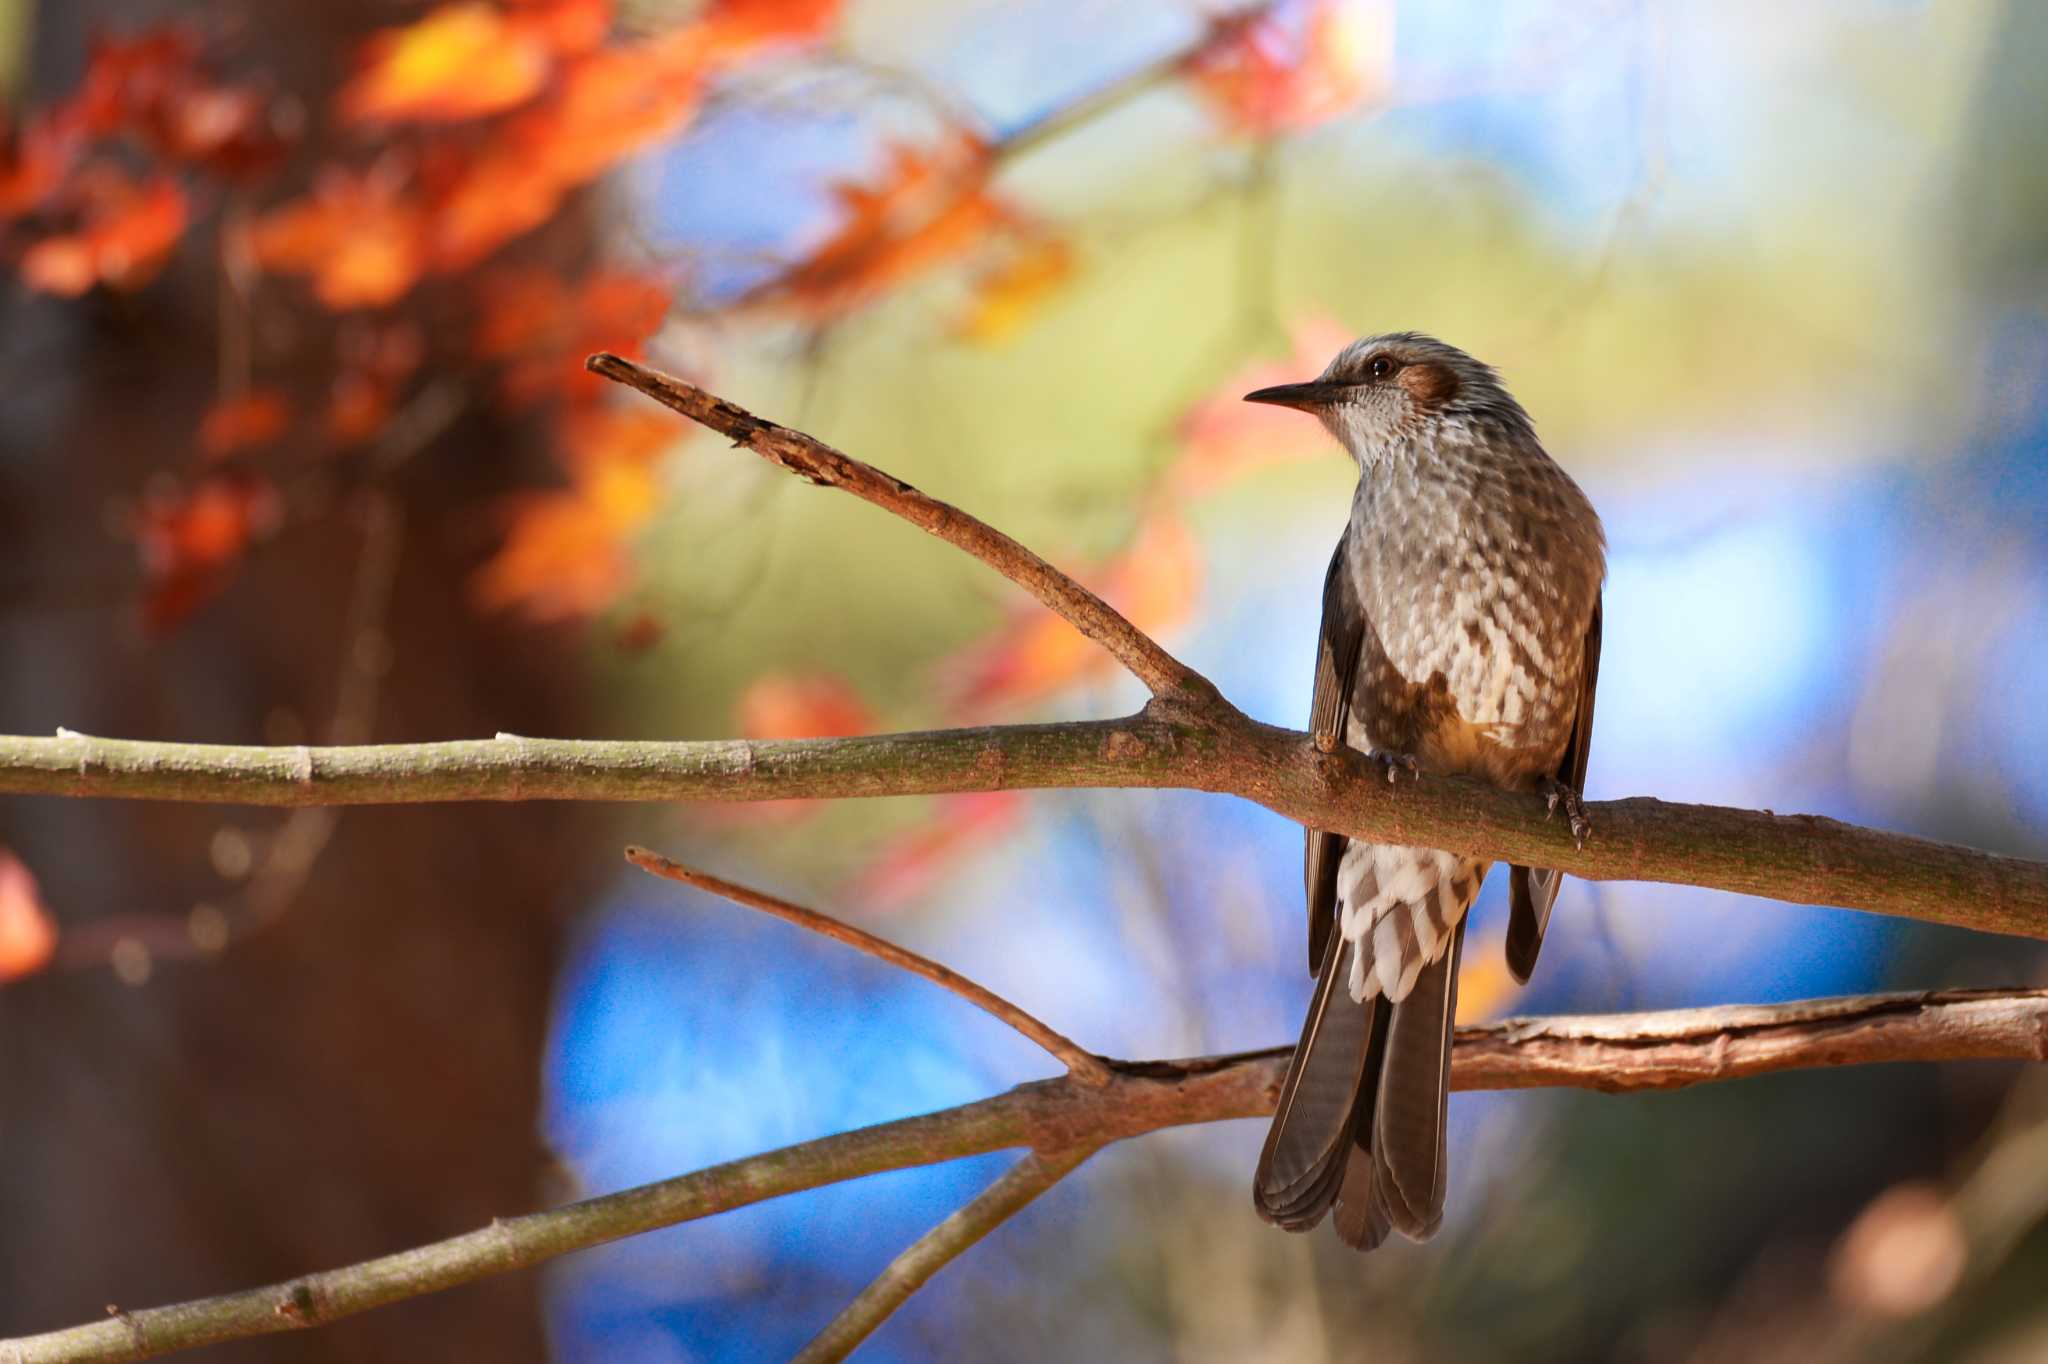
xmin=1542 ymin=779 xmax=1591 ymax=849
xmin=1367 ymin=750 xmax=1421 ymax=784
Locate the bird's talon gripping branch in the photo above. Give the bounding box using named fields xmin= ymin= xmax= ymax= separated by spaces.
xmin=1369 ymin=750 xmax=1421 ymax=783
xmin=1543 ymin=779 xmax=1592 ymax=849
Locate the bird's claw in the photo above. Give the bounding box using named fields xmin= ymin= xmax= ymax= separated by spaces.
xmin=1368 ymin=750 xmax=1421 ymax=784
xmin=1543 ymin=779 xmax=1591 ymax=849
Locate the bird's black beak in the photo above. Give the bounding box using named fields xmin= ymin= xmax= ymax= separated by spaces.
xmin=1242 ymin=381 xmax=1343 ymax=411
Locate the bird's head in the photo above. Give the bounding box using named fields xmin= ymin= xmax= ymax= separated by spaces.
xmin=1243 ymin=332 xmax=1530 ymax=465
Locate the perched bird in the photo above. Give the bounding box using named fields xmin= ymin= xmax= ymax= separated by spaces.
xmin=1244 ymin=333 xmax=1605 ymax=1249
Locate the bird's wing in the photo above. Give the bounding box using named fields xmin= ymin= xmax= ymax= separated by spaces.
xmin=1304 ymin=531 xmax=1367 ymax=975
xmin=1506 ymin=593 xmax=1603 ymax=981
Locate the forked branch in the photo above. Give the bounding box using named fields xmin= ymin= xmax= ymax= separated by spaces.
xmin=583 ymin=353 xmax=1220 ymax=707
xmin=626 ymin=846 xmax=1112 ymax=1085
xmin=6 ymin=985 xmax=2043 ymax=1364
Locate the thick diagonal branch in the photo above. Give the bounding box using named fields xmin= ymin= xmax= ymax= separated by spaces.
xmin=5 ymin=988 xmax=2042 ymax=1364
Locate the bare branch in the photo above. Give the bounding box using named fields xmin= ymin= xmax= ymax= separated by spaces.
xmin=626 ymin=846 xmax=1113 ymax=1085
xmin=583 ymin=352 xmax=1221 ymax=706
xmin=5 ymin=988 xmax=2040 ymax=1364
xmin=792 ymin=1146 xmax=1097 ymax=1364
xmin=2 ymin=721 xmax=2043 ymax=942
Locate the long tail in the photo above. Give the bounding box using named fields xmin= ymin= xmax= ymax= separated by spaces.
xmin=1254 ymin=923 xmax=1467 ymax=1249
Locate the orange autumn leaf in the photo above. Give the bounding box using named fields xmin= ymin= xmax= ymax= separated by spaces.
xmin=428 ymin=26 xmax=709 ymax=269
xmin=700 ymin=0 xmax=841 ymax=54
xmin=736 ymin=673 xmax=875 ymax=740
xmin=198 ymin=390 xmax=291 ymax=459
xmin=1172 ymin=315 xmax=1357 ymax=496
xmin=341 ymin=3 xmax=555 ymax=124
xmin=0 ymin=847 xmax=58 ymax=983
xmin=471 ymin=406 xmax=681 ymax=619
xmin=247 ymin=163 xmax=427 ymax=309
xmin=133 ymin=473 xmax=281 ymax=630
xmin=513 ymin=0 xmax=615 ymax=57
xmin=471 ymin=461 xmax=655 ymax=620
xmin=20 ymin=168 xmax=187 ymax=296
xmin=776 ymin=133 xmax=1006 ymax=317
xmin=856 ymin=792 xmax=1025 ymax=908
xmin=474 ymin=268 xmax=670 ymax=406
xmin=1186 ymin=0 xmax=1393 ymax=138
xmin=955 ymin=236 xmax=1073 ymax=345
xmin=946 ymin=510 xmax=1202 ymax=714
xmin=559 ymin=403 xmax=686 ymax=471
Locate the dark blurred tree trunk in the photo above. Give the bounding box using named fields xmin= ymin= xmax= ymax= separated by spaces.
xmin=0 ymin=2 xmax=600 ymax=1358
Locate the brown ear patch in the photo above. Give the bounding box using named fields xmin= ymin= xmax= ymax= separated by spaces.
xmin=1396 ymin=360 xmax=1460 ymax=408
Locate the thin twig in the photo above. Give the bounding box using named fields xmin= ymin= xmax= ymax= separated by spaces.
xmin=626 ymin=847 xmax=1114 ymax=1086
xmin=583 ymin=352 xmax=1220 ymax=707
xmin=4 ymin=988 xmax=2041 ymax=1364
xmin=791 ymin=1145 xmax=1097 ymax=1364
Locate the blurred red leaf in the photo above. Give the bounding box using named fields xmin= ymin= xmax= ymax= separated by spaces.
xmin=198 ymin=390 xmax=292 ymax=459
xmin=74 ymin=28 xmax=202 ymax=135
xmin=1186 ymin=0 xmax=1391 ymax=137
xmin=856 ymin=792 xmax=1025 ymax=907
xmin=736 ymin=672 xmax=875 ymax=740
xmin=0 ymin=113 xmax=82 ymax=220
xmin=247 ymin=162 xmax=426 ymax=309
xmin=612 ymin=609 xmax=667 ymax=654
xmin=777 ymin=133 xmax=1006 ymax=317
xmin=474 ymin=268 xmax=670 ymax=406
xmin=0 ymin=848 xmax=57 ymax=984
xmin=945 ymin=509 xmax=1202 ymax=714
xmin=74 ymin=27 xmax=291 ymax=177
xmin=20 ymin=167 xmax=187 ymax=296
xmin=341 ymin=3 xmax=556 ymax=124
xmin=1172 ymin=315 xmax=1356 ymax=496
xmin=133 ymin=472 xmax=281 ymax=629
xmin=326 ymin=322 xmax=425 ymax=444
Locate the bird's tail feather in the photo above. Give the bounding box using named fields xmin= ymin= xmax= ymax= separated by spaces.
xmin=1506 ymin=864 xmax=1561 ymax=982
xmin=1371 ymin=921 xmax=1465 ymax=1239
xmin=1254 ymin=937 xmax=1387 ymax=1230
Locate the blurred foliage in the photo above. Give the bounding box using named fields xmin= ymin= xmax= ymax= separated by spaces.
xmin=5 ymin=0 xmax=2048 ymax=1361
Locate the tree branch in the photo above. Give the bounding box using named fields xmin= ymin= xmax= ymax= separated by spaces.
xmin=3 ymin=720 xmax=2043 ymax=941
xmin=583 ymin=352 xmax=1219 ymax=707
xmin=626 ymin=846 xmax=1113 ymax=1085
xmin=791 ymin=1145 xmax=1097 ymax=1364
xmin=4 ymin=360 xmax=2041 ymax=942
xmin=5 ymin=988 xmax=2041 ymax=1364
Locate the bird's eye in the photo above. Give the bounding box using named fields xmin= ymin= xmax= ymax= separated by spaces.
xmin=1367 ymin=356 xmax=1395 ymax=379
